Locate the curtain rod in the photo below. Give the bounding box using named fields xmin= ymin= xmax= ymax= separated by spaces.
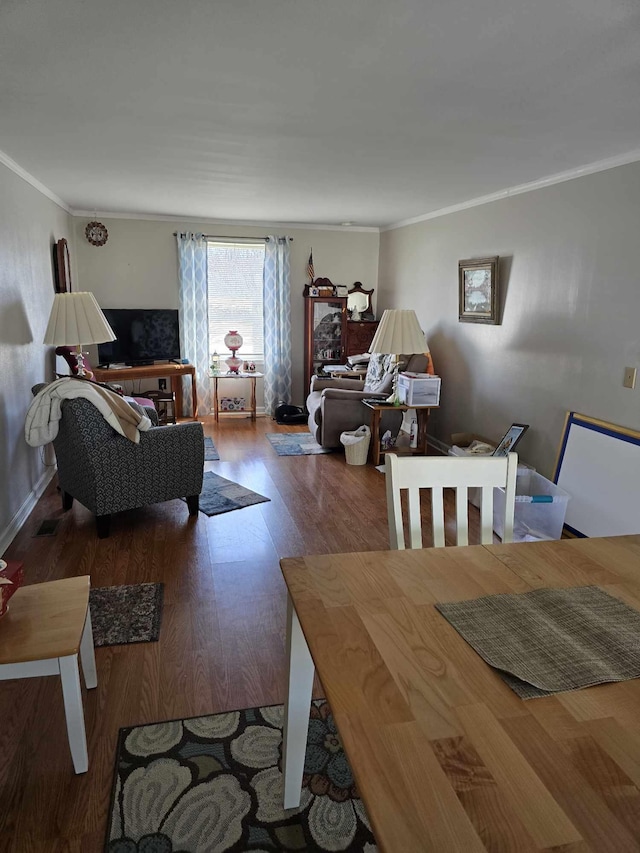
xmin=173 ymin=232 xmax=293 ymax=242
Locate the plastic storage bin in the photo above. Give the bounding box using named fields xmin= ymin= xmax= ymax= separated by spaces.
xmin=340 ymin=425 xmax=371 ymax=466
xmin=494 ymin=469 xmax=570 ymax=542
xmin=397 ymin=373 xmax=441 ymax=406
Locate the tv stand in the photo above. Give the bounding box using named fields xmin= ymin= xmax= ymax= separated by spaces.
xmin=92 ymin=363 xmax=198 ymax=420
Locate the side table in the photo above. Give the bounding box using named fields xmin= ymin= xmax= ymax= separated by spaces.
xmin=212 ymin=372 xmax=263 ymax=422
xmin=362 ymin=400 xmax=437 ymax=466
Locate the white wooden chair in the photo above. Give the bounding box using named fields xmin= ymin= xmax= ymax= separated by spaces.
xmin=386 ymin=452 xmax=518 ymax=548
xmin=0 ymin=576 xmax=97 ymax=773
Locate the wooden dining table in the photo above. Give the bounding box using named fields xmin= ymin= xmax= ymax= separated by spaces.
xmin=280 ymin=535 xmax=640 ymax=852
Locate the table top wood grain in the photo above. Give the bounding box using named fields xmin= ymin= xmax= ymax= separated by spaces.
xmin=0 ymin=576 xmax=90 ymax=665
xmin=280 ymin=535 xmax=640 ymax=852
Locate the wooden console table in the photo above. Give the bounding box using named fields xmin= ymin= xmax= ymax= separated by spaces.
xmin=211 ymin=372 xmax=263 ymax=422
xmin=93 ymin=363 xmax=197 ymax=419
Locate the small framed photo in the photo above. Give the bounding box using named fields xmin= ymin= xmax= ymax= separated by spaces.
xmin=335 ymin=285 xmax=348 ymax=297
xmin=492 ymin=423 xmax=529 ymax=457
xmin=459 ymin=256 xmax=499 ymax=324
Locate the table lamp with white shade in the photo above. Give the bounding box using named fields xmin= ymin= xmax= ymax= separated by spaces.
xmin=44 ymin=292 xmax=116 ymax=377
xmin=368 ymin=309 xmax=427 ymax=405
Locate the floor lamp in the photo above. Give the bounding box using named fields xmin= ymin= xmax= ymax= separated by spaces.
xmin=44 ymin=292 xmax=116 ymax=376
xmin=368 ymin=309 xmax=427 ymax=405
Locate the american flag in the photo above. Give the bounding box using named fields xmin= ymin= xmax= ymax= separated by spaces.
xmin=306 ymin=250 xmax=314 ymax=282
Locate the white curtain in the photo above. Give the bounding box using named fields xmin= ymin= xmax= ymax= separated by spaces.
xmin=176 ymin=232 xmax=211 ymax=416
xmin=263 ymin=236 xmax=292 ymax=416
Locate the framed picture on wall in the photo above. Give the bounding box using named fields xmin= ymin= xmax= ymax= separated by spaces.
xmin=458 ymin=256 xmax=499 ymax=324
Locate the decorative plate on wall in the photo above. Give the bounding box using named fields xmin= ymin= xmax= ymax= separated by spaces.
xmin=85 ymin=221 xmax=108 ymax=247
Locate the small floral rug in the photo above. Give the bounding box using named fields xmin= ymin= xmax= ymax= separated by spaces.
xmin=266 ymin=433 xmax=332 ymax=456
xmin=204 ymin=437 xmax=220 ymax=461
xmin=89 ymin=583 xmax=163 ymax=647
xmin=106 ymin=700 xmax=376 ymax=852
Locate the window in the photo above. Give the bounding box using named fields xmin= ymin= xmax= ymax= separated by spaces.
xmin=206 ymin=241 xmax=266 ymax=360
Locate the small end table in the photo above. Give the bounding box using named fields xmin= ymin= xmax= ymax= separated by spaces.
xmin=211 ymin=372 xmax=263 ymax=422
xmin=362 ymin=400 xmax=437 ymax=466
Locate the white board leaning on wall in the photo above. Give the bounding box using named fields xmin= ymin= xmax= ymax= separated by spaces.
xmin=554 ymin=412 xmax=640 ymax=538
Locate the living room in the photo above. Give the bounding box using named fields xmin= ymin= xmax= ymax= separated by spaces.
xmin=2 ymin=1 xmax=640 ymax=849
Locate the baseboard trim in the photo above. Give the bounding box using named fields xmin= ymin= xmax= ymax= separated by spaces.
xmin=0 ymin=467 xmax=57 ymax=556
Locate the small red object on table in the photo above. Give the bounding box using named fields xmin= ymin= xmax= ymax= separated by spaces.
xmin=0 ymin=560 xmax=24 ymax=618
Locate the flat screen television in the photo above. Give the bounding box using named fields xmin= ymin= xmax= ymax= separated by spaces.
xmin=97 ymin=309 xmax=181 ymax=366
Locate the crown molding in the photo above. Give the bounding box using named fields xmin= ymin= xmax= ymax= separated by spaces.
xmin=383 ymin=149 xmax=640 ymax=231
xmin=0 ymin=148 xmax=70 ymax=212
xmin=70 ymin=208 xmax=379 ymax=233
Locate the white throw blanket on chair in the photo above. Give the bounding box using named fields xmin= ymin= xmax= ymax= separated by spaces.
xmin=25 ymin=378 xmax=152 ymax=447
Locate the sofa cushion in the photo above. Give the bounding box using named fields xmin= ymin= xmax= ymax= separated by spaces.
xmin=306 ymin=391 xmax=323 ymax=426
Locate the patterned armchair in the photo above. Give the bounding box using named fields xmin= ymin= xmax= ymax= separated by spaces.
xmin=48 ymin=396 xmax=204 ymax=537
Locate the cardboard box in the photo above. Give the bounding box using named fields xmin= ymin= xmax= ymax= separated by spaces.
xmin=450 ymin=432 xmax=495 ymax=450
xmin=397 ymin=373 xmax=441 ymax=406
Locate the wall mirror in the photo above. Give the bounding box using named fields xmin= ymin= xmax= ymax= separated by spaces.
xmin=347 ymin=282 xmax=374 ymax=316
xmin=54 ymin=238 xmax=72 ymax=293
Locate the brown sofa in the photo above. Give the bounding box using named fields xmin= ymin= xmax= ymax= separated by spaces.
xmin=306 ymin=353 xmax=431 ymax=449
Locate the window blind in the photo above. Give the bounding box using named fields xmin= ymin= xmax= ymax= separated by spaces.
xmin=206 ymin=242 xmax=266 ymax=359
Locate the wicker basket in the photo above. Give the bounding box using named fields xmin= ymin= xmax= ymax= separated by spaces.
xmin=340 ymin=426 xmax=371 ymax=466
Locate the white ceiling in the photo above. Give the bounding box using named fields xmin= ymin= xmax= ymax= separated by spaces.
xmin=1 ymin=0 xmax=639 ymax=228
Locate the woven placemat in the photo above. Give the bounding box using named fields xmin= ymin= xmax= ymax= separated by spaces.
xmin=436 ymin=586 xmax=640 ymax=699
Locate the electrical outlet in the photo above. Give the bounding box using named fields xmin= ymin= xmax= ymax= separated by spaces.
xmin=158 ymin=378 xmax=167 ymax=391
xmin=623 ymin=367 xmax=636 ymax=389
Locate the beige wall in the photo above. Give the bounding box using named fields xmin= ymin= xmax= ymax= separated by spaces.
xmin=73 ymin=217 xmax=379 ymax=406
xmin=378 ymin=161 xmax=640 ymax=478
xmin=0 ymin=163 xmax=72 ymax=548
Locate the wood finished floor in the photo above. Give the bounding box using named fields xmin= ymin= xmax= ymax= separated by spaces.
xmin=0 ymin=417 xmax=468 ymax=852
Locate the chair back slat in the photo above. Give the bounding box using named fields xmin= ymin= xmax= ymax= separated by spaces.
xmin=385 ymin=452 xmax=519 ymax=549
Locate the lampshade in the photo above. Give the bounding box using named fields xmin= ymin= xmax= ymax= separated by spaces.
xmin=44 ymin=292 xmax=116 ymax=347
xmin=368 ymin=309 xmax=426 ymax=355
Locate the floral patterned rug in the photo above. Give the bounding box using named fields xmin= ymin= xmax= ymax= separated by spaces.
xmin=106 ymin=700 xmax=376 ymax=852
xmin=90 ymin=583 xmax=163 ymax=647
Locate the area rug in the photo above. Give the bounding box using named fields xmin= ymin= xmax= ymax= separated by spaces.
xmin=193 ymin=471 xmax=270 ymax=517
xmin=89 ymin=583 xmax=164 ymax=647
xmin=266 ymin=432 xmax=333 ymax=456
xmin=106 ymin=700 xmax=376 ymax=852
xmin=204 ymin=437 xmax=220 ymax=461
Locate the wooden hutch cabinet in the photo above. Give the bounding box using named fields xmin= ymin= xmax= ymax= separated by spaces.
xmin=346 ymin=319 xmax=379 ymax=357
xmin=304 ymin=296 xmax=348 ymax=392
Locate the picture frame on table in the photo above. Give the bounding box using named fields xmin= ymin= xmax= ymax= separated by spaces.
xmin=492 ymin=423 xmax=529 ymax=457
xmin=458 ymin=256 xmax=499 ymax=324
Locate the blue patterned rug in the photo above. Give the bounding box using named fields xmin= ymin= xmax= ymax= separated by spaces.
xmin=266 ymin=432 xmax=332 ymax=456
xmin=106 ymin=700 xmax=375 ymax=852
xmin=193 ymin=471 xmax=270 ymax=516
xmin=204 ymin=437 xmax=220 ymax=461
